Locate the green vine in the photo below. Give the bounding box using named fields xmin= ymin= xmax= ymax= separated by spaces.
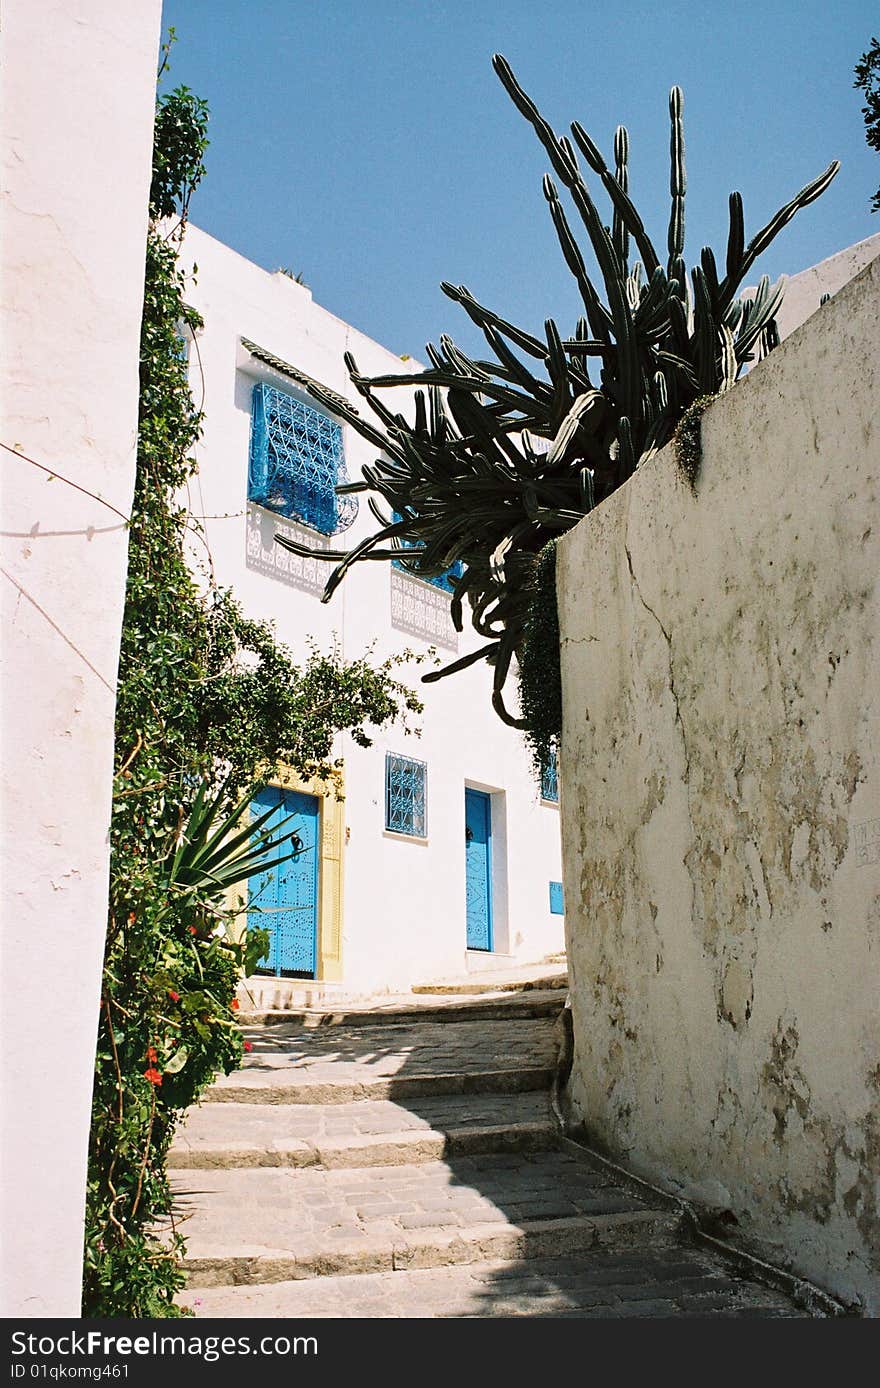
xmin=517 ymin=540 xmax=562 ymax=778
xmin=82 ymin=35 xmax=423 ymax=1317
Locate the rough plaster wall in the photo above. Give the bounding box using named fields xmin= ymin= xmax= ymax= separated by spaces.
xmin=0 ymin=1 xmax=161 ymax=1316
xmin=557 ymin=254 xmax=880 ymax=1312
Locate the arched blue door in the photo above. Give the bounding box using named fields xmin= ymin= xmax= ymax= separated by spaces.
xmin=465 ymin=788 xmax=493 ymax=951
xmin=248 ymin=786 xmax=319 ymax=977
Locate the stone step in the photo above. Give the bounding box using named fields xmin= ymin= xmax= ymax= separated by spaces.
xmin=169 ymin=1092 xmax=557 ymax=1170
xmin=178 ymin=1247 xmax=804 ymax=1318
xmin=411 ymin=967 xmax=567 ymax=997
xmin=172 ymin=1149 xmax=682 ymax=1288
xmin=205 ymin=1016 xmax=558 ymax=1106
xmin=240 ymin=988 xmax=566 ymax=1029
xmin=204 ymin=1066 xmax=556 ymax=1107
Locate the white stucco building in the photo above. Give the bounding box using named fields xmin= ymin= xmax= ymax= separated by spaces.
xmin=176 ymin=226 xmax=564 ymax=1001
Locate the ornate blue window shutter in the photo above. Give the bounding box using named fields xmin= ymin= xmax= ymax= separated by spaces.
xmin=249 ymin=384 xmax=270 ymax=499
xmin=248 ymin=381 xmax=357 ymax=536
xmin=540 ymin=746 xmax=559 ymax=803
xmin=390 ymin=510 xmax=464 ymax=591
xmin=385 ymin=753 xmax=427 ymax=837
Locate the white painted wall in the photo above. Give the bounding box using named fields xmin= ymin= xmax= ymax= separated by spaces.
xmin=770 ymin=232 xmax=880 ymax=341
xmin=557 ymin=254 xmax=880 ymax=1311
xmin=0 ymin=0 xmax=161 ymax=1317
xmin=177 ymin=226 xmax=564 ymax=994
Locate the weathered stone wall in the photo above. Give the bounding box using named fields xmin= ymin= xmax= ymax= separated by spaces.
xmin=557 ymin=253 xmax=880 ymax=1312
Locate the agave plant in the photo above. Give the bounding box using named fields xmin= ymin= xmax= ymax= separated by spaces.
xmin=162 ymin=776 xmax=303 ymax=915
xmin=277 ymin=55 xmax=838 ymax=724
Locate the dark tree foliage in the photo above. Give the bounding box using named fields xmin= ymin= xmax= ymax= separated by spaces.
xmin=855 ymin=36 xmax=880 ymax=211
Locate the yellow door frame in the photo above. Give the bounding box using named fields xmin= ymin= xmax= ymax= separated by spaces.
xmin=230 ymin=763 xmax=345 ymax=982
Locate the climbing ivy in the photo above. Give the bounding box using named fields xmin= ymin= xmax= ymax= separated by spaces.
xmin=82 ymin=36 xmax=423 ymax=1317
xmin=517 ymin=539 xmax=562 ymax=780
xmin=517 ymin=396 xmax=715 ymax=769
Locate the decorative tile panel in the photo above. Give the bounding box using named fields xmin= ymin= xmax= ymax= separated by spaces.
xmin=390 ymin=568 xmax=459 ymax=651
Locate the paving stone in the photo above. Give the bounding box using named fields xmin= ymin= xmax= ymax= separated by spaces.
xmin=204 ymin=1017 xmax=557 ymax=1104
xmin=243 ymin=989 xmax=566 ymax=1029
xmin=170 ymin=1092 xmax=555 ymax=1169
xmin=178 ymin=1250 xmax=806 ymax=1318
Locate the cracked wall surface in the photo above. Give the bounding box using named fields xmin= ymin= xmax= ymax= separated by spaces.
xmin=557 ymin=253 xmax=880 ymax=1313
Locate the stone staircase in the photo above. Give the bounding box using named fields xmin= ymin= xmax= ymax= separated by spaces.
xmin=169 ymin=971 xmax=809 ymax=1317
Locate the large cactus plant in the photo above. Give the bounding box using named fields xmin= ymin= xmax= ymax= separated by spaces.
xmin=279 ymin=56 xmax=838 ymax=725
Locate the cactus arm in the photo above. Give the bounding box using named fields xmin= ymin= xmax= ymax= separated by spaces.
xmin=667 ymin=87 xmax=686 ymax=275
xmin=543 ymin=174 xmax=614 ymax=340
xmin=613 ymin=125 xmax=631 ymax=272
xmin=441 ymin=282 xmax=548 ymax=359
xmin=717 ymin=161 xmax=840 ymax=310
xmin=569 ymin=120 xmax=661 ymax=277
xmin=726 ymin=191 xmax=745 ymax=284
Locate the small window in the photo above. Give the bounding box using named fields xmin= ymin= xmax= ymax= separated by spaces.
xmin=549 ymin=881 xmax=564 ymax=915
xmin=540 ymin=746 xmax=559 ymax=803
xmin=390 ymin=511 xmax=464 ymax=591
xmin=248 ymin=381 xmax=357 ymax=535
xmin=385 ymin=752 xmax=427 ymax=837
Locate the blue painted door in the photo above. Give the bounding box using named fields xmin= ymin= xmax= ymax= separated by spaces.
xmin=248 ymin=786 xmax=319 ymax=977
xmin=465 ymin=788 xmax=493 ymax=951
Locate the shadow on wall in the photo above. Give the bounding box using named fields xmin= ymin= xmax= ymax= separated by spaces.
xmin=245 ymin=505 xmax=331 ymax=594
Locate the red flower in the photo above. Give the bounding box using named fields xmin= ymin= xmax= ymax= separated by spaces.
xmin=168 ymin=990 xmax=180 ymax=1003
xmin=188 ymin=926 xmax=197 ymax=936
xmin=127 ymin=912 xmax=136 ymax=926
xmin=243 ymin=1041 xmax=253 ymax=1052
xmin=143 ymin=1067 xmax=162 ymax=1086
xmin=230 ymin=998 xmax=240 ymax=1011
xmin=146 ymin=1045 xmax=158 ymax=1063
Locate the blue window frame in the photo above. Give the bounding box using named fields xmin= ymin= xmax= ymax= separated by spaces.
xmin=248 ymin=381 xmax=357 ymax=535
xmin=540 ymin=746 xmax=559 ymax=803
xmin=385 ymin=753 xmax=427 ymax=837
xmin=390 ymin=511 xmax=463 ymax=591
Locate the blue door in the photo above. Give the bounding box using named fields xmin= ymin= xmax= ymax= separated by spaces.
xmin=248 ymin=786 xmax=319 ymax=977
xmin=465 ymin=788 xmax=493 ymax=951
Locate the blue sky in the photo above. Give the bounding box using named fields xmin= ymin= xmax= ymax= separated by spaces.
xmin=160 ymin=1 xmax=878 ymax=359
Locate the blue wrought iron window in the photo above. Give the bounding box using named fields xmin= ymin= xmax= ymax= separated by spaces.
xmin=248 ymin=381 xmax=357 ymax=536
xmin=549 ymin=881 xmax=565 ymax=915
xmin=540 ymin=746 xmax=559 ymax=803
xmin=385 ymin=753 xmax=427 ymax=837
xmin=390 ymin=511 xmax=464 ymax=591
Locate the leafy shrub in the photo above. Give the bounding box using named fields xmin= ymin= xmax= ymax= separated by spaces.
xmin=83 ymin=35 xmax=423 ymax=1316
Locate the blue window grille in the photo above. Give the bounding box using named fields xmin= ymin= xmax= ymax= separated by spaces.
xmin=390 ymin=511 xmax=463 ymax=591
xmin=549 ymin=881 xmax=565 ymax=915
xmin=385 ymin=753 xmax=427 ymax=837
xmin=248 ymin=381 xmax=358 ymax=536
xmin=540 ymin=746 xmax=559 ymax=803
